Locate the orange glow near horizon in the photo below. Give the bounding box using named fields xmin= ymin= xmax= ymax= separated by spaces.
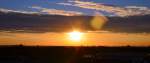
xmin=0 ymin=32 xmax=150 ymax=46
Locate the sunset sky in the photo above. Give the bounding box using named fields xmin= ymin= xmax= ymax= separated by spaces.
xmin=0 ymin=0 xmax=150 ymax=16
xmin=0 ymin=0 xmax=150 ymax=46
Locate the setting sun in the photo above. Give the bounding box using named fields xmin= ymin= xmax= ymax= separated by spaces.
xmin=68 ymin=31 xmax=83 ymax=41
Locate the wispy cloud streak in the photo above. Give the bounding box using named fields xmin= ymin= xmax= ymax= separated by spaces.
xmin=31 ymin=6 xmax=83 ymax=16
xmin=0 ymin=8 xmax=38 ymax=14
xmin=57 ymin=0 xmax=150 ymax=17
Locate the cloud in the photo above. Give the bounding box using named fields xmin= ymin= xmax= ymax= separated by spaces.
xmin=56 ymin=3 xmax=73 ymax=6
xmin=124 ymin=6 xmax=150 ymax=16
xmin=0 ymin=8 xmax=39 ymax=14
xmin=0 ymin=9 xmax=150 ymax=33
xmin=58 ymin=0 xmax=150 ymax=17
xmin=31 ymin=6 xmax=83 ymax=16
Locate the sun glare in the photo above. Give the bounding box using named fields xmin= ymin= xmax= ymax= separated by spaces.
xmin=68 ymin=31 xmax=83 ymax=41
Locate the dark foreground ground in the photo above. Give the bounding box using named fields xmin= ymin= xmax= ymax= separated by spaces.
xmin=0 ymin=45 xmax=150 ymax=63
